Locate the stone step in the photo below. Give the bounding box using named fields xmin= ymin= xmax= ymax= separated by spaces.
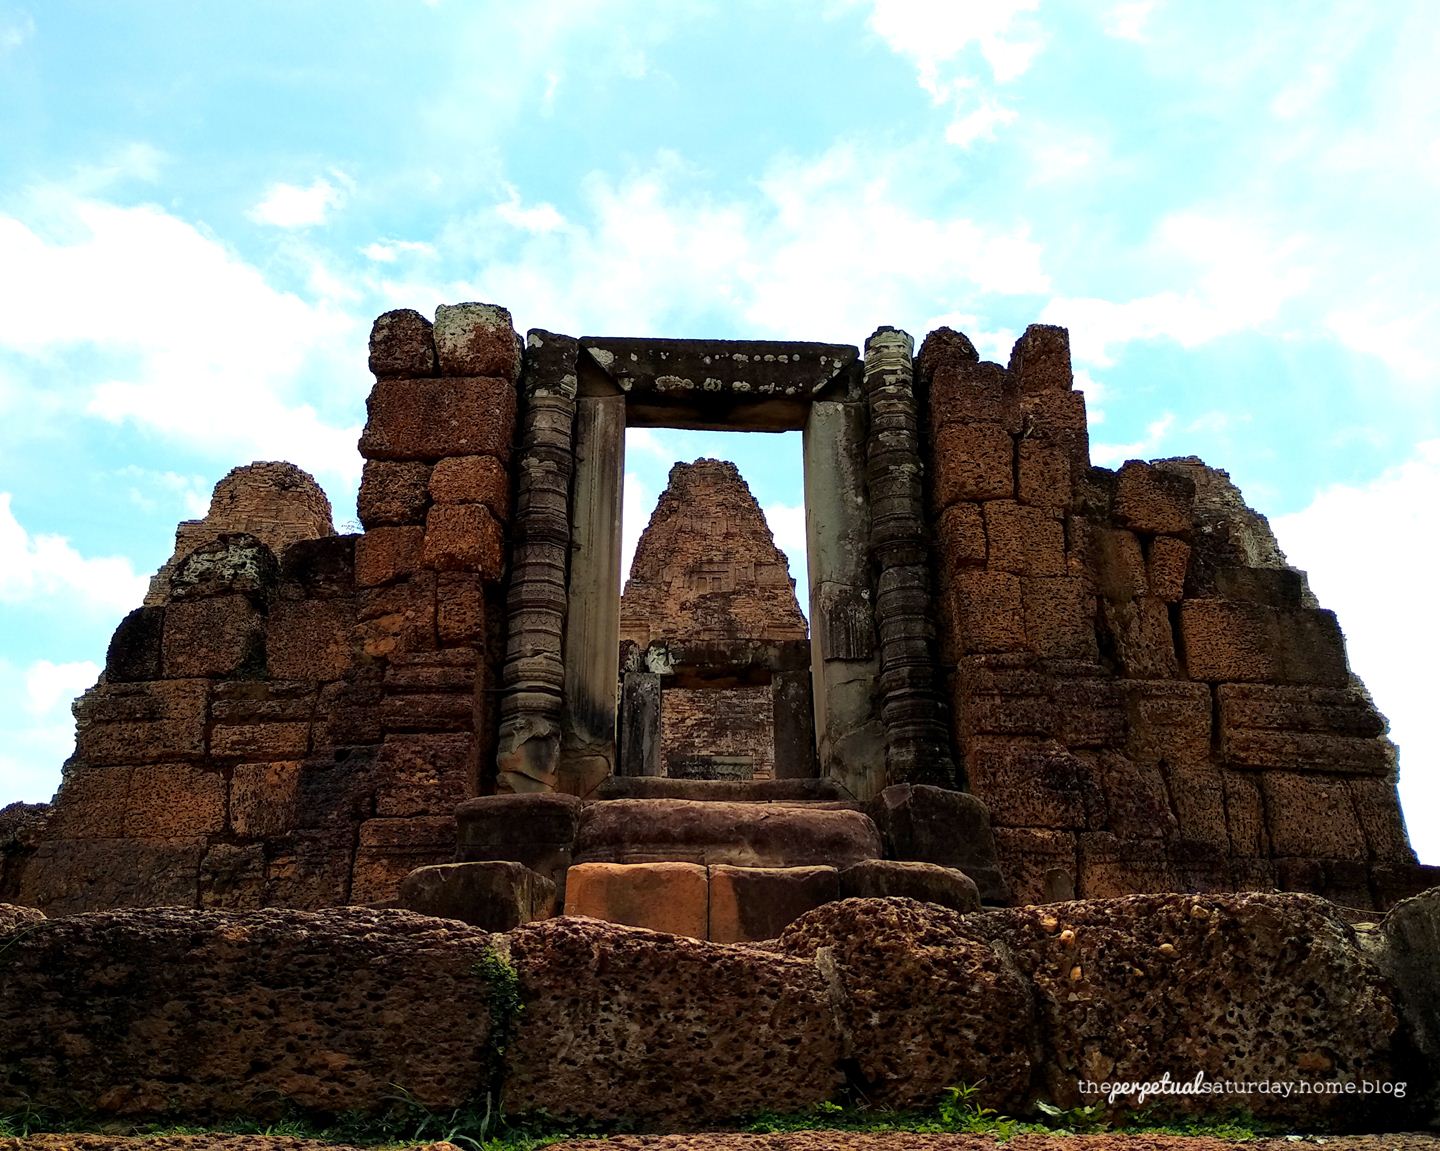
xmin=592 ymin=776 xmax=849 ymax=804
xmin=572 ymin=797 xmax=883 ymax=869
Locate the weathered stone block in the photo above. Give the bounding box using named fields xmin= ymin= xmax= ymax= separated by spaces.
xmin=1008 ymin=323 xmax=1072 ymax=394
xmin=199 ymin=843 xmax=266 ymax=909
xmin=1262 ymin=771 xmax=1367 ymax=861
xmin=358 ymin=376 xmax=517 ymax=462
xmin=44 ymin=768 xmax=131 ymax=839
xmin=210 ymin=721 xmax=311 ymax=761
xmin=1162 ymin=761 xmax=1228 ymax=849
xmin=1124 ymin=679 xmax=1213 ymax=767
xmin=104 ymin=606 xmax=165 ymax=682
xmin=1277 ymin=607 xmax=1350 ymax=686
xmin=936 ymin=502 xmax=986 ymax=573
xmin=357 ymin=460 xmax=431 ymax=528
xmin=161 ymin=595 xmax=264 ymax=678
xmin=984 ymin=500 xmax=1064 ymax=575
xmin=15 ymin=837 xmax=205 ymax=916
xmin=265 ymin=598 xmax=355 ymax=681
xmin=1102 ymin=596 xmax=1179 ymax=678
xmin=0 ymin=906 xmax=501 ymax=1116
xmin=368 ymin=307 xmax=437 ymax=378
xmin=1113 ymin=460 xmax=1195 ymax=536
xmin=1215 ymin=565 xmax=1305 ymax=609
xmin=1147 ymin=536 xmax=1190 ymax=602
xmin=1223 ymin=769 xmax=1268 ymax=857
xmin=357 ymin=571 xmax=437 ymax=656
xmin=1179 ymin=599 xmax=1284 ymax=682
xmin=1086 ymin=750 xmax=1176 ymax=840
xmin=354 ymin=525 xmax=425 ymax=588
xmin=454 ymin=792 xmax=583 ymax=893
xmin=564 ymin=861 xmax=710 ymax=938
xmin=945 ymin=569 xmax=1025 ymax=654
xmin=1052 ymin=675 xmax=1127 ymax=748
xmin=437 ymin=571 xmax=487 ymax=645
xmin=1018 ymin=439 xmax=1072 ymax=510
xmin=373 ymin=732 xmax=472 ymax=817
xmin=1090 ymin=527 xmax=1147 ymax=601
xmin=229 ymin=761 xmax=301 ymax=838
xmin=1217 ymin=683 xmax=1393 ymax=775
xmin=73 ymin=679 xmax=208 ymax=766
xmin=397 ymin=860 xmax=555 ymax=929
xmin=351 ymin=815 xmax=457 ymax=904
xmin=966 ymin=738 xmax=1094 ymax=830
xmin=929 ymin=360 xmax=1019 ymax=431
xmin=422 ymin=503 xmax=504 ymax=578
xmin=428 ymin=454 xmax=510 ymax=519
xmin=169 ymin=534 xmax=279 ymax=601
xmin=1022 ymin=576 xmax=1097 ymax=659
xmin=1348 ymin=777 xmax=1415 ymax=863
xmin=125 ymin=764 xmax=225 ymax=838
xmin=968 ymin=892 xmax=1402 ymax=1121
xmin=781 ymin=899 xmax=1033 ymax=1109
xmin=708 ymin=864 xmax=839 ymax=943
xmin=263 ymin=825 xmax=356 ymax=908
xmin=433 ymin=301 xmax=520 ymax=380
xmin=931 ymin=423 xmax=1013 ymax=507
xmin=840 ymin=858 xmax=980 ymax=912
xmin=870 ymin=782 xmax=1009 ymax=904
xmin=278 ymin=535 xmax=355 ymax=599
xmin=991 ymin=826 xmax=1077 ymax=904
xmin=1075 ymin=833 xmax=1176 ymax=897
xmin=379 ymin=690 xmax=475 ymax=734
xmin=574 ymin=799 xmax=883 ymax=869
xmin=505 ymin=915 xmax=843 ymax=1123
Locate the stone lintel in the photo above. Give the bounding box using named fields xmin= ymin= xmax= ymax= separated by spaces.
xmin=580 ymin=337 xmax=860 ymax=431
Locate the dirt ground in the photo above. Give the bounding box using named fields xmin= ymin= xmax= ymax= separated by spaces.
xmin=5 ymin=1132 xmax=1440 ymax=1151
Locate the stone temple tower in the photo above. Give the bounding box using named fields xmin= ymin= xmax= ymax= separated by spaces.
xmin=619 ymin=458 xmax=808 ymax=779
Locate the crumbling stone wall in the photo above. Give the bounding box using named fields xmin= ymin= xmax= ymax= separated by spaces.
xmin=143 ymin=461 xmax=336 ymax=605
xmin=917 ymin=324 xmax=1433 ymax=910
xmin=620 ymin=459 xmax=807 ymax=779
xmin=1 ymin=305 xmax=520 ymax=914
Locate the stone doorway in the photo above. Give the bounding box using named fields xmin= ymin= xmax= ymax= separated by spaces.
xmin=617 ymin=456 xmax=813 ymax=783
xmin=496 ymin=329 xmax=956 ymax=804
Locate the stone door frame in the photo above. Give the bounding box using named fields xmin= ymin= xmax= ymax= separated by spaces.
xmin=495 ymin=330 xmax=956 ymax=801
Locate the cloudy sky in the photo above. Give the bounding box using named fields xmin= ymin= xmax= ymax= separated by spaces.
xmin=0 ymin=1 xmax=1436 ymax=861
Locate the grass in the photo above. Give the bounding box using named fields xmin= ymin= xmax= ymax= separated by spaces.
xmin=0 ymin=1083 xmax=1293 ymax=1147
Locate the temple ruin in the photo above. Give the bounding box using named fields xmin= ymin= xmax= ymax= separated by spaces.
xmin=1 ymin=301 xmax=1435 ymax=930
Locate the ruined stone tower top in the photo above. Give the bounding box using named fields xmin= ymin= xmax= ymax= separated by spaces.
xmin=620 ymin=458 xmax=807 ymax=647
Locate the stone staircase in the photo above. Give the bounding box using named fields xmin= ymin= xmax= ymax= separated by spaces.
xmin=391 ymin=777 xmax=1010 ymax=942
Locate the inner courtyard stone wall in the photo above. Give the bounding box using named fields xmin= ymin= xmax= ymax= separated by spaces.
xmin=1 ymin=300 xmax=1434 ymax=916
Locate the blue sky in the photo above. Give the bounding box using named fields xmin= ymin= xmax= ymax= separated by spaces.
xmin=1 ymin=1 xmax=1436 ymax=862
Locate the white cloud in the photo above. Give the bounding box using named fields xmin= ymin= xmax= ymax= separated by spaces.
xmin=1073 ymin=368 xmax=1106 ymax=425
xmin=0 ymin=192 xmax=364 ymax=490
xmin=1272 ymin=440 xmax=1440 ymax=864
xmin=866 ymin=0 xmax=1042 ymax=90
xmin=621 ymin=470 xmax=652 ymax=586
xmin=0 ymin=492 xmax=149 ymax=613
xmin=443 ymin=146 xmax=1047 ymax=343
xmin=0 ymin=10 xmax=34 ymax=55
xmin=0 ymin=658 xmax=84 ymax=805
xmin=496 ymin=186 xmax=566 ymax=234
xmin=1102 ymin=0 xmax=1159 ymax=42
xmin=361 ymin=239 xmax=437 ymax=263
xmin=1091 ymin=412 xmax=1174 ymax=468
xmin=23 ymin=659 xmax=99 ymax=718
xmin=247 ymin=175 xmax=348 ymax=229
xmin=762 ymin=501 xmax=809 ymax=603
xmin=1044 ymin=211 xmax=1311 ymax=366
xmin=626 ymin=427 xmax=679 ymax=462
xmin=944 ymin=95 xmax=1018 ymax=149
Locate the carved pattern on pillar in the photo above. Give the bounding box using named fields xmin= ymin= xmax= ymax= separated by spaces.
xmin=862 ymin=327 xmax=958 ymax=789
xmin=496 ymin=331 xmax=578 ymax=792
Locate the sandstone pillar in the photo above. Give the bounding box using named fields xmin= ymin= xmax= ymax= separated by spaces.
xmin=771 ymin=669 xmax=819 ymax=779
xmin=863 ymin=328 xmax=956 ymax=790
xmin=560 ymin=393 xmax=626 ymax=794
xmin=803 ymin=393 xmax=884 ymax=798
xmin=496 ymin=332 xmax=577 ymax=793
xmin=618 ymin=671 xmax=662 ymax=777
